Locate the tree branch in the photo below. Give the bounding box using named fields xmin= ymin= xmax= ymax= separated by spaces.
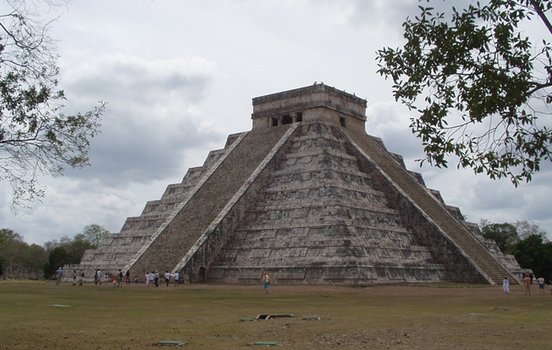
xmin=529 ymin=0 xmax=552 ymax=35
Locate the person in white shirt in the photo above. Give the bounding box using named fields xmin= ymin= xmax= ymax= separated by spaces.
xmin=537 ymin=277 xmax=545 ymax=295
xmin=164 ymin=271 xmax=171 ymax=287
xmin=174 ymin=271 xmax=180 ymax=286
xmin=96 ymin=269 xmax=102 ymax=285
xmin=502 ymin=277 xmax=510 ymax=295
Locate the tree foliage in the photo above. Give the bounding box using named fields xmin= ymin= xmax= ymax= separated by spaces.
xmin=43 ymin=245 xmax=68 ymax=278
xmin=511 ymin=234 xmax=552 ymax=279
xmin=481 ymin=222 xmax=519 ymax=252
xmin=64 ymin=233 xmax=94 ymax=262
xmin=377 ymin=0 xmax=552 ymax=185
xmin=480 ymin=220 xmax=552 ymax=279
xmin=1 ymin=224 xmax=103 ymax=279
xmin=0 ymin=227 xmax=46 ymax=279
xmin=0 ymin=0 xmax=105 ymax=206
xmin=514 ymin=219 xmax=548 ymax=239
xmin=81 ymin=224 xmax=109 ymax=247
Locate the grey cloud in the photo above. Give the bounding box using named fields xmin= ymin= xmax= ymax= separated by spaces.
xmin=516 ymin=164 xmax=552 ymax=222
xmin=317 ymin=0 xmax=478 ymax=30
xmin=60 ymin=55 xmax=222 ymax=187
xmin=66 ymin=56 xmax=214 ymax=105
xmin=470 ymin=181 xmax=521 ymax=212
xmin=313 ymin=0 xmax=419 ymax=28
xmin=68 ymin=117 xmax=223 ymax=186
xmin=365 ymin=101 xmax=424 ymax=161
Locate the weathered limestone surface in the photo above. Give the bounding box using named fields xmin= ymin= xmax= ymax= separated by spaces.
xmin=342 ymin=126 xmax=519 ymax=284
xmin=68 ymin=83 xmax=522 ymax=285
xmin=70 ymin=133 xmax=243 ymax=280
xmin=208 ymin=122 xmax=445 ymax=284
xmin=126 ymin=125 xmax=291 ymax=279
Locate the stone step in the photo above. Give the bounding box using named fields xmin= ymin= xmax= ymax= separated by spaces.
xmin=342 ymin=127 xmax=517 ymax=285
xmin=206 ymin=264 xmax=445 ymax=284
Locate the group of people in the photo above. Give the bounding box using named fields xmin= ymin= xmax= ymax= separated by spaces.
xmin=522 ymin=274 xmax=550 ymax=296
xmin=502 ymin=274 xmax=551 ymax=296
xmin=56 ymin=268 xmax=183 ymax=287
xmin=54 ymin=267 xmax=85 ymax=286
xmin=54 ymin=267 xmax=274 ymax=293
xmin=145 ymin=270 xmax=180 ymax=287
xmin=93 ymin=269 xmax=132 ymax=286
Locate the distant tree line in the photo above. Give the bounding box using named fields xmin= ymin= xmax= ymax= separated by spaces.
xmin=0 ymin=224 xmax=108 ymax=279
xmin=480 ymin=220 xmax=552 ymax=281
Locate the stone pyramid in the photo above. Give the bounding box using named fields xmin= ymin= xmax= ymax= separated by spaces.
xmin=71 ymin=84 xmax=522 ymax=285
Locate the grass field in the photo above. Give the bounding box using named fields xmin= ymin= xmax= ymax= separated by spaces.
xmin=0 ymin=280 xmax=551 ymax=349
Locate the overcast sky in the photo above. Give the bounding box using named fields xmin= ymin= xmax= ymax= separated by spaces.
xmin=1 ymin=0 xmax=551 ymax=245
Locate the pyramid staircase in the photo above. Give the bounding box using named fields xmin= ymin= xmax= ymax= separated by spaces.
xmin=125 ymin=124 xmax=294 ymax=278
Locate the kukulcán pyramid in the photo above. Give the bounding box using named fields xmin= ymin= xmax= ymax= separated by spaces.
xmin=72 ymin=84 xmax=523 ymax=285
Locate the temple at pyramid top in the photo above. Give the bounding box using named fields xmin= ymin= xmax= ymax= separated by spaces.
xmin=251 ymin=83 xmax=367 ymax=131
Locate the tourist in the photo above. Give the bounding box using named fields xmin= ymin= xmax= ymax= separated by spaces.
xmin=502 ymin=277 xmax=510 ymax=295
xmin=164 ymin=271 xmax=171 ymax=287
xmin=72 ymin=269 xmax=77 ymax=286
xmin=111 ymin=272 xmax=117 ymax=287
xmin=145 ymin=272 xmax=150 ymax=287
xmin=523 ymin=274 xmax=532 ymax=295
xmin=79 ymin=270 xmax=84 ymax=286
xmin=96 ymin=269 xmax=102 ymax=285
xmin=125 ymin=270 xmax=131 ymax=284
xmin=117 ymin=269 xmax=123 ymax=288
xmin=262 ymin=271 xmax=270 ymax=294
xmin=55 ymin=266 xmax=63 ymax=285
xmin=537 ymin=276 xmax=545 ymax=295
xmin=154 ymin=271 xmax=159 ymax=287
xmin=174 ymin=271 xmax=180 ymax=286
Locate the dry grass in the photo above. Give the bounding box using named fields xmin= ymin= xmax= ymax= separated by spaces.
xmin=0 ymin=280 xmax=551 ymax=349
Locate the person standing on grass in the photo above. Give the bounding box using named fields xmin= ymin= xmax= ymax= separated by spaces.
xmin=96 ymin=269 xmax=102 ymax=285
xmin=117 ymin=269 xmax=123 ymax=288
xmin=262 ymin=271 xmax=270 ymax=294
xmin=55 ymin=267 xmax=63 ymax=286
xmin=174 ymin=271 xmax=180 ymax=286
xmin=164 ymin=271 xmax=171 ymax=287
xmin=537 ymin=277 xmax=545 ymax=295
xmin=154 ymin=271 xmax=160 ymax=287
xmin=523 ymin=274 xmax=532 ymax=296
xmin=125 ymin=270 xmax=131 ymax=285
xmin=502 ymin=277 xmax=510 ymax=295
